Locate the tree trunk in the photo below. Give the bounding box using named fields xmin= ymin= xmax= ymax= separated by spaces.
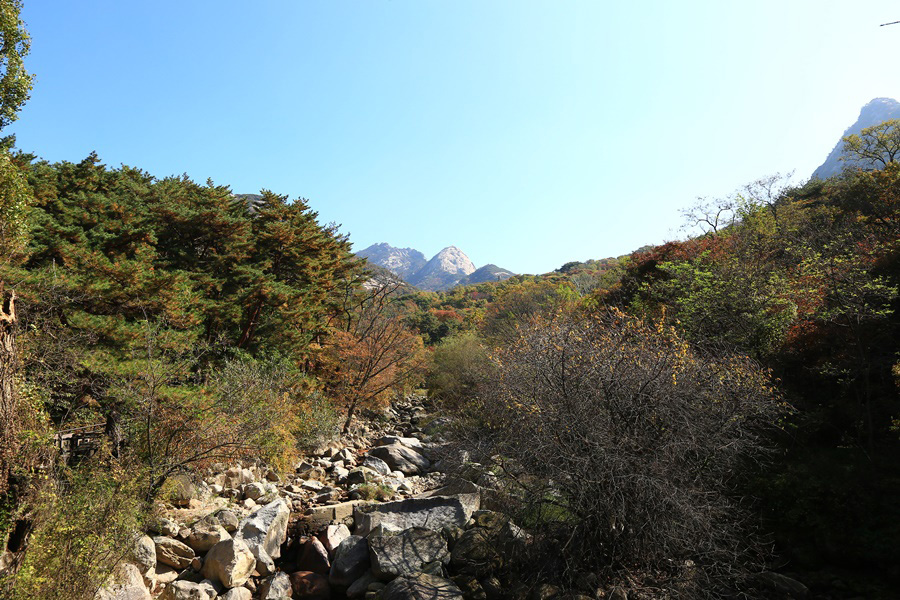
xmin=0 ymin=291 xmax=19 ymax=495
xmin=342 ymin=400 xmax=357 ymax=434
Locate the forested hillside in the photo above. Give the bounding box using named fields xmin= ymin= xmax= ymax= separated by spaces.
xmin=0 ymin=1 xmax=898 ymax=599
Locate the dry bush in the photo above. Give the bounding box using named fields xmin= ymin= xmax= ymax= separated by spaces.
xmin=427 ymin=331 xmax=495 ymax=408
xmin=4 ymin=462 xmax=149 ymax=600
xmin=477 ymin=308 xmax=788 ymax=597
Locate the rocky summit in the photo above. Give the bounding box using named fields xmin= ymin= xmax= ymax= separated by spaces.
xmin=811 ymin=97 xmax=900 ymax=179
xmin=356 ymin=244 xmax=513 ymax=291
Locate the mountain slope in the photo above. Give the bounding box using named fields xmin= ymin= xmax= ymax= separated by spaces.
xmin=356 ymin=243 xmax=428 ymax=280
xmin=408 ymin=246 xmax=476 ymax=291
xmin=458 ymin=264 xmax=515 ymax=286
xmin=812 ymin=97 xmax=900 ymax=179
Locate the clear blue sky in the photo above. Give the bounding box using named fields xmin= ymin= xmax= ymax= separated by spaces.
xmin=8 ymin=1 xmax=900 ymax=274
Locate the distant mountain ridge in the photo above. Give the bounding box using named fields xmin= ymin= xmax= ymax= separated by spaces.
xmin=356 ymin=243 xmax=515 ymax=291
xmin=812 ymin=97 xmax=900 ymax=179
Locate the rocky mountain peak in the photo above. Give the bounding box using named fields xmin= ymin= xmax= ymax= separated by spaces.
xmin=812 ymin=97 xmax=900 ymax=180
xmin=356 ymin=243 xmax=506 ymax=291
xmin=428 ymin=246 xmax=476 ymax=276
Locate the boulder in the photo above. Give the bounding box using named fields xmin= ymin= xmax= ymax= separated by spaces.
xmin=318 ymin=523 xmax=351 ymax=558
xmin=354 ymin=496 xmax=474 ymax=537
xmin=236 ymin=498 xmax=290 ymax=574
xmin=217 ymin=510 xmax=240 ymax=533
xmin=329 ymin=535 xmax=370 ymax=588
xmin=200 ymin=538 xmax=256 ymax=588
xmin=243 ymin=482 xmax=266 ymax=501
xmin=153 ymin=536 xmax=195 ymax=569
xmin=130 ymin=534 xmax=156 ymax=574
xmin=220 ymin=588 xmax=252 ymax=600
xmin=96 ymin=563 xmax=152 ymax=600
xmin=160 ymin=579 xmax=218 ymax=600
xmin=375 ymin=436 xmax=423 ymax=450
xmin=259 ymin=572 xmax=293 ymax=599
xmin=168 ymin=472 xmax=196 ymax=507
xmin=414 ymin=479 xmax=480 ymax=517
xmin=290 ymin=570 xmax=332 ymax=600
xmin=369 ymin=528 xmax=450 ymax=580
xmin=304 ymin=500 xmax=368 ymax=529
xmin=186 ymin=518 xmax=231 ymax=553
xmin=361 ymin=456 xmax=392 ymax=476
xmin=382 ymin=573 xmax=464 ymax=600
xmin=368 ymin=444 xmax=430 ymax=476
xmin=148 ymin=518 xmax=180 ymax=538
xmin=450 ymin=529 xmax=503 ymax=576
xmin=298 ymin=536 xmax=331 ymax=575
xmin=346 ymin=570 xmax=378 ymax=598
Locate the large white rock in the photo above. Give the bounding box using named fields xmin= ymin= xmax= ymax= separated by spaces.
xmin=220 ymin=588 xmax=252 ymax=600
xmin=367 ymin=443 xmax=430 ymax=476
xmin=160 ymin=579 xmax=217 ymax=600
xmin=130 ymin=534 xmax=156 ymax=574
xmin=201 ymin=538 xmax=256 ymax=588
xmin=259 ymin=571 xmax=293 ymax=599
xmin=353 ymin=485 xmax=480 ymax=537
xmin=95 ymin=563 xmax=152 ymax=600
xmin=235 ymin=498 xmax=290 ymax=576
xmin=185 ymin=518 xmax=231 ymax=553
xmin=153 ymin=536 xmax=195 ymax=569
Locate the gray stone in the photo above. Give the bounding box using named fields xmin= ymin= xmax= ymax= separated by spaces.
xmin=243 ymin=482 xmax=266 ymax=501
xmin=361 ymin=456 xmax=392 ymax=476
xmin=354 ymin=496 xmax=475 ymax=537
xmin=346 ymin=570 xmax=379 ymax=598
xmin=220 ymin=588 xmax=252 ymax=600
xmin=382 ymin=573 xmax=463 ymax=600
xmin=200 ymin=538 xmax=256 ymax=588
xmin=305 ymin=500 xmax=369 ymax=529
xmin=375 ymin=436 xmax=423 ymax=450
xmin=131 ymin=534 xmax=156 ymax=573
xmin=153 ymin=536 xmax=195 ymax=569
xmin=329 ymin=535 xmax=371 ymax=588
xmin=148 ymin=517 xmax=180 ymax=538
xmin=96 ymin=563 xmax=152 ymax=600
xmin=217 ymin=510 xmax=240 ymax=533
xmin=169 ymin=472 xmax=196 ymax=507
xmin=318 ymin=523 xmax=352 ymax=558
xmin=368 ymin=444 xmax=430 ymax=476
xmin=369 ymin=528 xmax=450 ymax=580
xmin=186 ymin=519 xmax=231 ymax=553
xmin=260 ymin=572 xmax=293 ymax=599
xmin=161 ymin=579 xmax=217 ymax=600
xmin=235 ymin=498 xmax=290 ymax=574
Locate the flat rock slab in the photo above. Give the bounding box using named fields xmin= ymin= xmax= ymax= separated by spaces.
xmin=305 ymin=500 xmax=369 ymax=529
xmin=382 ymin=573 xmax=464 ymax=600
xmin=354 ymin=495 xmax=473 ymax=537
xmin=369 ymin=528 xmax=450 ymax=580
xmin=153 ymin=536 xmax=195 ymax=570
xmin=368 ymin=443 xmax=430 ymax=476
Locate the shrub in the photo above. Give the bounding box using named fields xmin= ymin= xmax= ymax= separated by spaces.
xmin=427 ymin=331 xmax=494 ymax=407
xmin=476 ymin=308 xmax=787 ymax=597
xmin=5 ymin=463 xmax=150 ymax=600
